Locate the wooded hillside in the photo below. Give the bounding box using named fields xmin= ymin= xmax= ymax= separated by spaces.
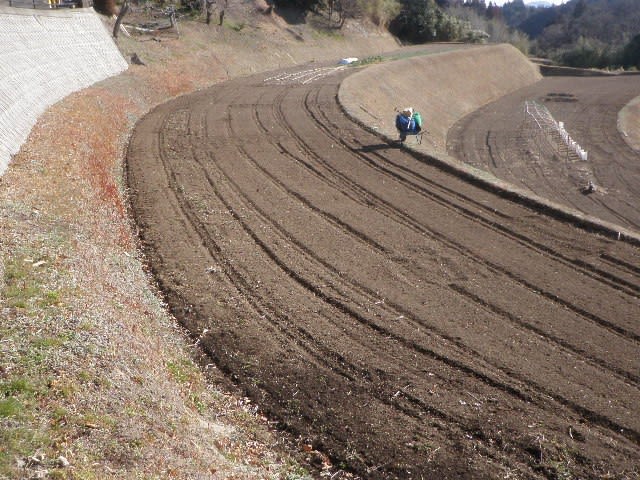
xmin=503 ymin=0 xmax=640 ymax=66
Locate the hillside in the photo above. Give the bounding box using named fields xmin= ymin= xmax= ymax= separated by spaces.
xmin=2 ymin=1 xmax=639 ymax=478
xmin=507 ymin=0 xmax=640 ymax=60
xmin=0 ymin=4 xmax=399 ymax=478
xmin=127 ymin=39 xmax=640 ymax=480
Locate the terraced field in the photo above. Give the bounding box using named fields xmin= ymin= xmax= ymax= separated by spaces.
xmin=127 ymin=62 xmax=640 ymax=479
xmin=448 ymin=75 xmax=640 ymax=232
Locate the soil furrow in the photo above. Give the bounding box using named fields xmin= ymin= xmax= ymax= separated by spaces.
xmin=316 ymin=85 xmax=640 ymax=299
xmin=213 ymin=79 xmax=640 ymax=437
xmin=127 ymin=63 xmax=640 ymax=479
xmin=275 ymin=82 xmax=640 ymax=347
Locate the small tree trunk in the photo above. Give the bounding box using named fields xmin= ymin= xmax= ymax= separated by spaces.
xmin=205 ymin=0 xmax=214 ymax=24
xmin=113 ymin=0 xmax=129 ymax=38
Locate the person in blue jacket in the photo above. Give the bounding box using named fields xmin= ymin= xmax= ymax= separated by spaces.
xmin=395 ymin=107 xmax=421 ymax=142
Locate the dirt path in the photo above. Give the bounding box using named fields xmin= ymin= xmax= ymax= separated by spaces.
xmin=447 ymin=76 xmax=640 ymax=232
xmin=127 ymin=64 xmax=640 ymax=479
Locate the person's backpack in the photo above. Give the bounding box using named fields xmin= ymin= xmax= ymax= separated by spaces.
xmin=413 ymin=111 xmax=423 ymax=131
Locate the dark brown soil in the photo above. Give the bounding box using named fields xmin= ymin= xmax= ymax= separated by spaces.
xmin=447 ymin=75 xmax=640 ymax=232
xmin=127 ymin=63 xmax=640 ymax=479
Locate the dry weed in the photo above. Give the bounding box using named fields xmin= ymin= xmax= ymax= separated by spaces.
xmin=0 ymin=14 xmax=313 ymax=480
xmin=1 ymin=6 xmax=398 ymax=478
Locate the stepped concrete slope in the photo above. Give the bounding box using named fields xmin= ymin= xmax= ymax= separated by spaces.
xmin=0 ymin=6 xmax=127 ymax=175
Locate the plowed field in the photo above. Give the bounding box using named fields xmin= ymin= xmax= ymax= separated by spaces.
xmin=448 ymin=75 xmax=640 ymax=231
xmin=127 ymin=63 xmax=640 ymax=479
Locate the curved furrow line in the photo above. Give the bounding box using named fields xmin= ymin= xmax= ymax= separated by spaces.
xmin=305 ymin=85 xmax=640 ymax=322
xmin=352 ymin=141 xmax=640 ymax=297
xmin=310 ymin=89 xmax=515 ymax=223
xmin=211 ymin=175 xmax=640 ymax=445
xmin=159 ymin=121 xmax=507 ymax=459
xmin=270 ymin=86 xmax=637 ymax=380
xmin=593 ymin=196 xmax=640 ymax=232
xmin=248 ymin=86 xmax=409 ymax=236
xmin=312 ymin=86 xmax=640 ymax=298
xmin=449 ymin=283 xmax=639 ymax=385
xmin=195 ymin=90 xmax=513 ymax=397
xmin=249 ymin=89 xmax=394 ymax=256
xmin=128 ymin=72 xmax=640 ymax=478
xmin=585 ymin=134 xmax=640 ymax=227
xmin=207 ymin=91 xmax=562 ymax=407
xmin=150 ymin=96 xmax=640 ymax=455
xmin=153 ymin=105 xmax=400 ymax=393
xmin=273 ymin=85 xmax=640 ymax=345
xmin=600 ymin=253 xmax=640 ymax=276
xmin=224 ymin=123 xmax=640 ymax=389
xmin=219 ymin=98 xmax=526 ymax=376
xmin=207 ymin=84 xmax=640 ymax=443
xmin=187 ymin=103 xmax=575 ymax=469
xmin=217 ymin=134 xmax=640 ymax=410
xmin=520 ymin=102 xmax=601 ymax=217
xmin=234 ymin=94 xmax=587 ymax=381
xmin=348 ymin=132 xmax=640 ymax=296
xmin=270 ymin=91 xmax=423 ymax=228
xmin=266 ymin=84 xmax=640 ymax=425
xmin=222 ymin=139 xmax=534 ymax=386
xmin=331 ymin=124 xmax=640 ymax=296
xmin=448 ymin=76 xmax=640 ymax=231
xmin=593 ymin=122 xmax=640 ymax=201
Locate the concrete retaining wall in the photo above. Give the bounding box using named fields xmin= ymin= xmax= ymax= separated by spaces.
xmin=0 ymin=7 xmax=127 ymax=175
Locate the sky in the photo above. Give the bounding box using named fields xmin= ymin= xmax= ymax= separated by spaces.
xmin=490 ymin=0 xmax=566 ymax=5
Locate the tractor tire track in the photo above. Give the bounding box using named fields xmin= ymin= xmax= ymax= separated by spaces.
xmin=127 ymin=64 xmax=640 ymax=479
xmin=218 ymin=83 xmax=640 ymax=395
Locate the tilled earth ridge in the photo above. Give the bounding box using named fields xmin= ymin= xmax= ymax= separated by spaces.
xmin=127 ymin=63 xmax=640 ymax=479
xmin=447 ymin=75 xmax=640 ymax=232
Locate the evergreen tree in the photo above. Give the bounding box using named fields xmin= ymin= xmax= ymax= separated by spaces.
xmin=390 ymin=0 xmax=462 ymax=43
xmin=621 ymin=34 xmax=640 ymax=69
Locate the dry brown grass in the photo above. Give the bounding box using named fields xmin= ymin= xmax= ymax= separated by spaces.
xmin=0 ymin=4 xmax=400 ymax=479
xmin=340 ymin=43 xmax=542 ymax=155
xmin=0 ymin=74 xmax=304 ymax=480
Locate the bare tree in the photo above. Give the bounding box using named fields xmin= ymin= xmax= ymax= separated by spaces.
xmin=113 ymin=0 xmax=129 ymax=38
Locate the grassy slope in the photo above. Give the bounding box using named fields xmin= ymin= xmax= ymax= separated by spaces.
xmin=0 ymin=3 xmax=398 ymax=479
xmin=620 ymin=95 xmax=640 ymax=151
xmin=340 ymin=43 xmax=542 ymax=154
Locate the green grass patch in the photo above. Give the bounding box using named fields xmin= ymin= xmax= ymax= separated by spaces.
xmin=3 ymin=283 xmax=39 ymax=309
xmin=39 ymin=290 xmax=62 ymax=307
xmin=0 ymin=424 xmax=50 ymax=477
xmin=311 ymin=27 xmax=344 ymax=40
xmin=189 ymin=393 xmax=206 ymax=414
xmin=0 ymin=378 xmax=42 ymax=420
xmin=0 ymin=397 xmax=23 ymax=418
xmin=224 ymin=20 xmax=246 ymax=32
xmin=2 ymin=257 xmax=61 ymax=310
xmin=166 ymin=359 xmax=199 ymax=385
xmin=22 ymin=332 xmax=74 ymax=368
xmin=1 ymin=378 xmax=35 ymax=397
xmin=352 ymin=55 xmax=384 ymax=66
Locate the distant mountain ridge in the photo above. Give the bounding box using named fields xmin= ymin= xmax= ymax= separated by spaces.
xmin=505 ymin=0 xmax=640 ymax=47
xmin=525 ymin=1 xmax=554 ymax=7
